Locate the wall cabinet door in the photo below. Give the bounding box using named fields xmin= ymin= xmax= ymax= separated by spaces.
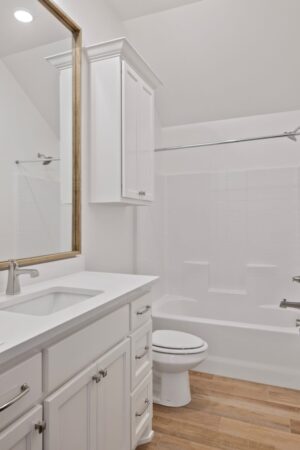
xmin=95 ymin=340 xmax=130 ymax=450
xmin=122 ymin=62 xmax=140 ymax=200
xmin=44 ymin=363 xmax=97 ymax=450
xmin=122 ymin=61 xmax=154 ymax=202
xmin=137 ymin=82 xmax=154 ymax=201
xmin=0 ymin=406 xmax=42 ymax=450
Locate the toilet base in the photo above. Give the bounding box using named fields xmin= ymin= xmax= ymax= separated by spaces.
xmin=153 ymin=369 xmax=191 ymax=407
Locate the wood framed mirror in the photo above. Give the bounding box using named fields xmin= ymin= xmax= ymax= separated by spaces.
xmin=0 ymin=0 xmax=81 ymax=270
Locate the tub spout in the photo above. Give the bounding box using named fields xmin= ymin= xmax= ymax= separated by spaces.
xmin=280 ymin=299 xmax=300 ymax=310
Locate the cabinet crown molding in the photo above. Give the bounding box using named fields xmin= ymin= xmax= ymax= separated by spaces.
xmin=86 ymin=37 xmax=162 ymax=89
xmin=46 ymin=50 xmax=72 ymax=70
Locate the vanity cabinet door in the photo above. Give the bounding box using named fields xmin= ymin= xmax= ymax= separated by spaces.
xmin=44 ymin=363 xmax=98 ymax=450
xmin=95 ymin=339 xmax=131 ymax=450
xmin=0 ymin=406 xmax=42 ymax=450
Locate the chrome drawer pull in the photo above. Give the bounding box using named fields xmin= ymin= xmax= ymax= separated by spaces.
xmin=0 ymin=383 xmax=30 ymax=412
xmin=135 ymin=346 xmax=149 ymax=360
xmin=135 ymin=399 xmax=150 ymax=417
xmin=138 ymin=191 xmax=146 ymax=196
xmin=136 ymin=305 xmax=151 ymax=316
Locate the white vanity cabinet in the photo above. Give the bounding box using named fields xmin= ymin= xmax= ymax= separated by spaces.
xmin=0 ymin=282 xmax=155 ymax=450
xmin=87 ymin=38 xmax=161 ymax=205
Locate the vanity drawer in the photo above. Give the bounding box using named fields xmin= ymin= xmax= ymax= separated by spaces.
xmin=131 ymin=372 xmax=153 ymax=449
xmin=131 ymin=292 xmax=152 ymax=331
xmin=131 ymin=321 xmax=152 ymax=390
xmin=44 ymin=305 xmax=130 ymax=392
xmin=0 ymin=354 xmax=42 ymax=431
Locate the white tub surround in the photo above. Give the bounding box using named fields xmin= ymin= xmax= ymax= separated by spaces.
xmin=153 ymin=295 xmax=300 ymax=390
xmin=0 ymin=271 xmax=157 ymax=450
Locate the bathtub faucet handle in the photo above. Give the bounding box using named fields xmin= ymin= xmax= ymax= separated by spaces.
xmin=292 ymin=276 xmax=300 ymax=283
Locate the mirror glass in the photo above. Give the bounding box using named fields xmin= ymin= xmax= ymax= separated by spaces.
xmin=0 ymin=0 xmax=75 ymax=261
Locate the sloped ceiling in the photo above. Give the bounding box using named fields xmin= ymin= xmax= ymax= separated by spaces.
xmin=107 ymin=0 xmax=201 ymax=20
xmin=109 ymin=0 xmax=300 ymax=127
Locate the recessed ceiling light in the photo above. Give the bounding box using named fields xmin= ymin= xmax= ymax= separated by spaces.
xmin=14 ymin=9 xmax=33 ymax=23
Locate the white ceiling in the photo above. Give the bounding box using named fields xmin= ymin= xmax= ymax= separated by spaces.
xmin=0 ymin=0 xmax=70 ymax=57
xmin=107 ymin=0 xmax=202 ymax=20
xmin=119 ymin=0 xmax=300 ymax=126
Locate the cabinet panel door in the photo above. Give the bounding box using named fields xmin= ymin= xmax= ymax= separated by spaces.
xmin=0 ymin=406 xmax=42 ymax=450
xmin=95 ymin=340 xmax=130 ymax=450
xmin=44 ymin=363 xmax=97 ymax=450
xmin=137 ymin=82 xmax=154 ymax=201
xmin=122 ymin=62 xmax=139 ymax=200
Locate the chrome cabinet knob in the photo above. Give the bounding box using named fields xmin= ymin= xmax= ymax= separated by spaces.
xmin=99 ymin=369 xmax=108 ymax=378
xmin=92 ymin=374 xmax=102 ymax=383
xmin=35 ymin=421 xmax=47 ymax=434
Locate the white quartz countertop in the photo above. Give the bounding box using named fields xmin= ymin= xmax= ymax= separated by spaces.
xmin=0 ymin=271 xmax=157 ymax=366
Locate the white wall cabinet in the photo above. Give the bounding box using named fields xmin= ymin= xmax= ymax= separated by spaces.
xmin=87 ymin=38 xmax=160 ymax=205
xmin=0 ymin=406 xmax=43 ymax=450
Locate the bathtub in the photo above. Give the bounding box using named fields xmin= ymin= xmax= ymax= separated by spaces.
xmin=152 ymin=294 xmax=300 ymax=389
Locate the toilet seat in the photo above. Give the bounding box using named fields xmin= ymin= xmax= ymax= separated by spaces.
xmin=152 ymin=330 xmax=207 ymax=355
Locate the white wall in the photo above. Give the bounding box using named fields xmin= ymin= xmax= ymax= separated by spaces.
xmin=137 ymin=110 xmax=300 ymax=305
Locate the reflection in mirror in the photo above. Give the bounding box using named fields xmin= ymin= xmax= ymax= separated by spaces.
xmin=0 ymin=0 xmax=76 ymax=262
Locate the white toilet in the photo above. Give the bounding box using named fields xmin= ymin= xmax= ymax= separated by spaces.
xmin=152 ymin=330 xmax=208 ymax=407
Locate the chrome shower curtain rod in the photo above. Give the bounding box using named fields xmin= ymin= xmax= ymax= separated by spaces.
xmin=155 ymin=128 xmax=300 ymax=152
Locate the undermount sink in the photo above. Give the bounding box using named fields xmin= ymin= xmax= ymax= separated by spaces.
xmin=2 ymin=287 xmax=102 ymax=316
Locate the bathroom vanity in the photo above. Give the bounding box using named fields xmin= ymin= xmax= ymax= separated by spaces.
xmin=0 ymin=271 xmax=157 ymax=450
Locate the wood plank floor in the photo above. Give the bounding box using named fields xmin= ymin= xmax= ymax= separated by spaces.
xmin=137 ymin=371 xmax=300 ymax=450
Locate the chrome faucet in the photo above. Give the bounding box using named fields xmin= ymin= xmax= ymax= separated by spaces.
xmin=279 ymin=276 xmax=300 ymax=309
xmin=6 ymin=260 xmax=39 ymax=295
xmin=280 ymin=299 xmax=300 ymax=310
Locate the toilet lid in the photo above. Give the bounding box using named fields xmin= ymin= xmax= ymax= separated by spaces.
xmin=152 ymin=330 xmax=207 ymax=355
